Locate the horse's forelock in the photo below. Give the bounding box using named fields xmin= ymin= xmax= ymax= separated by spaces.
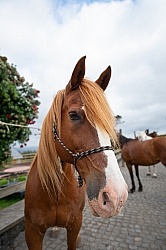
xmin=79 ymin=79 xmax=118 ymax=147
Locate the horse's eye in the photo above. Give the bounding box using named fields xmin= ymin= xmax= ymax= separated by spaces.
xmin=69 ymin=112 xmax=80 ymax=121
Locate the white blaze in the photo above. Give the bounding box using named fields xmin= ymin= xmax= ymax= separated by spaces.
xmin=96 ymin=126 xmax=127 ymax=192
xmin=88 ymin=126 xmax=128 ymax=218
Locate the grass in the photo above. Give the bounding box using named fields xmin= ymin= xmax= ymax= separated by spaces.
xmin=0 ymin=175 xmax=27 ymax=210
xmin=0 ymin=194 xmax=24 ymax=210
xmin=0 ymin=179 xmax=8 ymax=186
xmin=0 ymin=175 xmax=27 ymax=188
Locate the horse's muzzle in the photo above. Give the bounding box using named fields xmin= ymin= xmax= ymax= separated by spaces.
xmin=88 ymin=184 xmax=128 ymax=218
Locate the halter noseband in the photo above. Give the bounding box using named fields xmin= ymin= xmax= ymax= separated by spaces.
xmin=53 ymin=124 xmax=114 ymax=187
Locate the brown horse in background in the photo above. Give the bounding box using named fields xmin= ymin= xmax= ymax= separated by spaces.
xmin=136 ymin=130 xmax=158 ymax=177
xmin=119 ymin=134 xmax=166 ymax=193
xmin=25 ymin=56 xmax=128 ymax=250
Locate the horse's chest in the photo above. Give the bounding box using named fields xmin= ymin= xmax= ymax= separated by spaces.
xmin=56 ymin=201 xmax=83 ymax=228
xmin=55 ymin=188 xmax=85 ymax=226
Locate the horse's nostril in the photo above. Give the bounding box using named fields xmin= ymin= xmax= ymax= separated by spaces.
xmin=103 ymin=192 xmax=110 ymax=205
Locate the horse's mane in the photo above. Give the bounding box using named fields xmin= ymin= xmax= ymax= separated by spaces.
xmin=36 ymin=89 xmax=65 ymax=196
xmin=119 ymin=134 xmax=136 ymax=146
xmin=35 ymin=79 xmax=118 ymax=195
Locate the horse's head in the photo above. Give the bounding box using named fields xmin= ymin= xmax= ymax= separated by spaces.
xmin=55 ymin=56 xmax=128 ymax=218
xmin=137 ymin=130 xmax=152 ymax=141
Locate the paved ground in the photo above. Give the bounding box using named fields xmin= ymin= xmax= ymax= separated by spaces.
xmin=7 ymin=163 xmax=166 ymax=249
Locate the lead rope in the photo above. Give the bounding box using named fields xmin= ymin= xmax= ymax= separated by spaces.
xmin=53 ymin=124 xmax=114 ymax=187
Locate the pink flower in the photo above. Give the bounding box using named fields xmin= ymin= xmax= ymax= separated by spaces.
xmin=7 ymin=114 xmax=12 ymax=119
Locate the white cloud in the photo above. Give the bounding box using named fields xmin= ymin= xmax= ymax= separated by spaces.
xmin=0 ymin=0 xmax=166 ymax=146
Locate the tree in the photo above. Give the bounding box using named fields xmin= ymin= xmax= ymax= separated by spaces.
xmin=115 ymin=115 xmax=124 ymax=125
xmin=0 ymin=56 xmax=40 ymax=166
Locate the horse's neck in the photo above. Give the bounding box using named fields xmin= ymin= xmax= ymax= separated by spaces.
xmin=62 ymin=162 xmax=74 ymax=173
xmin=61 ymin=162 xmax=76 ymax=183
xmin=59 ymin=162 xmax=82 ymax=198
xmin=121 ymin=135 xmax=132 ymax=146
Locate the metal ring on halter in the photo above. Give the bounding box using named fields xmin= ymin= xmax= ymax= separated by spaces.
xmin=53 ymin=124 xmax=114 ymax=187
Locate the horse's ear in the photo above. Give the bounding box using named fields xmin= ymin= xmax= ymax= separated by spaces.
xmin=95 ymin=66 xmax=111 ymax=91
xmin=66 ymin=56 xmax=86 ymax=92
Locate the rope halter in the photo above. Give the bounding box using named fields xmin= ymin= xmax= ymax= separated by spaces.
xmin=53 ymin=124 xmax=114 ymax=187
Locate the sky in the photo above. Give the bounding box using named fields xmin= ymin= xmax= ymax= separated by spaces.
xmin=0 ymin=0 xmax=166 ymax=147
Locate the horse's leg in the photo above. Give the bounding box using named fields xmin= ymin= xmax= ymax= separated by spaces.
xmin=127 ymin=164 xmax=135 ymax=193
xmin=66 ymin=214 xmax=83 ymax=250
xmin=146 ymin=166 xmax=151 ymax=176
xmin=122 ymin=159 xmax=125 ymax=167
xmin=134 ymin=165 xmax=143 ymax=192
xmin=25 ymin=219 xmax=45 ymax=250
xmin=152 ymin=165 xmax=157 ymax=178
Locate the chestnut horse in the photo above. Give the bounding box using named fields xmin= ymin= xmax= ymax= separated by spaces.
xmin=136 ymin=130 xmax=157 ymax=177
xmin=119 ymin=134 xmax=166 ymax=193
xmin=25 ymin=56 xmax=128 ymax=250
